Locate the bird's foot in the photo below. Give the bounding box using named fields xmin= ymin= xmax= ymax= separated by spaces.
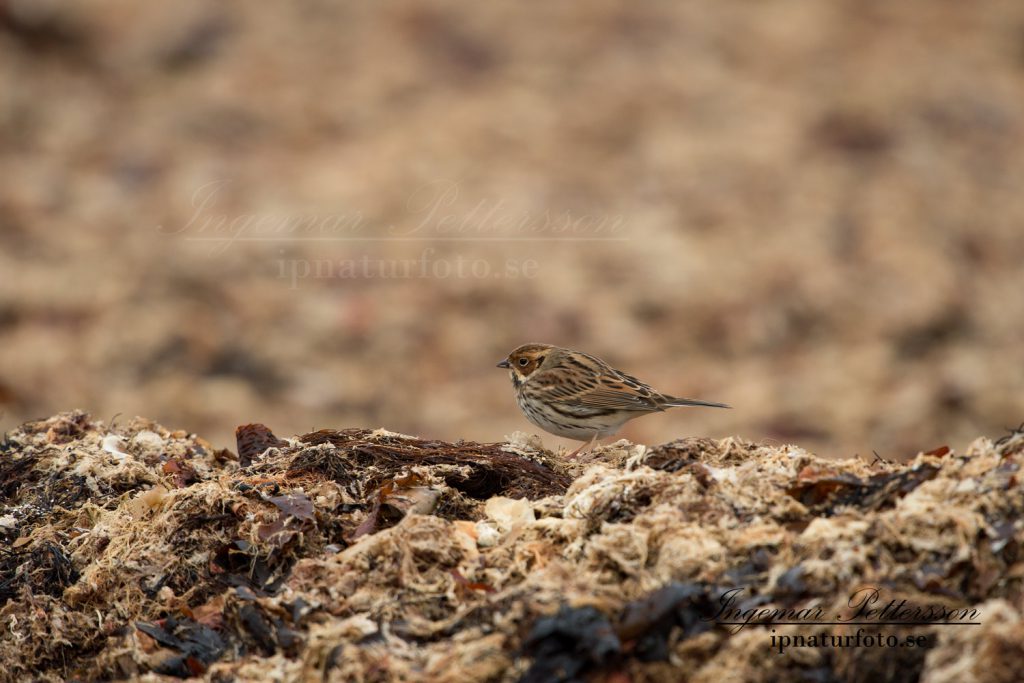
xmin=565 ymin=435 xmax=599 ymax=459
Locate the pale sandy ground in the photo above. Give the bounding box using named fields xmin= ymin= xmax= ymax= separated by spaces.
xmin=1 ymin=1 xmax=1023 ymax=457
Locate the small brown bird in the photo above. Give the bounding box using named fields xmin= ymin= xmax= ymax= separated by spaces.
xmin=498 ymin=343 xmax=730 ymax=456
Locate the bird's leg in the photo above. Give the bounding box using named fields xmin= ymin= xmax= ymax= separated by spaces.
xmin=566 ymin=434 xmax=599 ymax=459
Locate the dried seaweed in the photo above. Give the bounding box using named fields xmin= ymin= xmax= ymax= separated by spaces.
xmin=1 ymin=413 xmax=1023 ymax=682
xmin=136 ymin=617 xmax=226 ymax=677
xmin=236 ymin=423 xmax=288 ymax=467
xmin=521 ymin=606 xmax=620 ymax=683
xmin=616 ymin=583 xmax=717 ymax=661
xmin=994 ymin=423 xmax=1024 ymax=457
xmin=787 ymin=463 xmax=942 ymax=514
xmin=642 ymin=437 xmax=725 ymax=472
xmin=296 ymin=428 xmax=571 ymax=500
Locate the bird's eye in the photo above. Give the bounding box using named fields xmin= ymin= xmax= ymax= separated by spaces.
xmin=518 ymin=358 xmax=529 ymax=367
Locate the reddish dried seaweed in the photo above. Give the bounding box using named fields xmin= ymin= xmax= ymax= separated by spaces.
xmin=296 ymin=428 xmax=572 ymax=500
xmin=236 ymin=423 xmax=288 ymax=467
xmin=787 ymin=463 xmax=941 ymax=514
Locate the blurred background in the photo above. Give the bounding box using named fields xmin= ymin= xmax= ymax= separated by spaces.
xmin=1 ymin=0 xmax=1022 ymax=458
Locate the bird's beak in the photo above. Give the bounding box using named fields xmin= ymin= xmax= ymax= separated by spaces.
xmin=496 ymin=359 xmax=510 ymax=369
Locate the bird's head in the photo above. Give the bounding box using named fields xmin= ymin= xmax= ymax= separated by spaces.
xmin=497 ymin=343 xmax=557 ymax=386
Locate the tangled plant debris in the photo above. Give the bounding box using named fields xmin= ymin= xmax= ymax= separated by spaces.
xmin=0 ymin=412 xmax=1022 ymax=682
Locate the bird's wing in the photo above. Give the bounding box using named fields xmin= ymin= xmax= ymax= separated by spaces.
xmin=533 ymin=362 xmax=663 ymax=413
xmin=577 ymin=371 xmax=664 ymax=411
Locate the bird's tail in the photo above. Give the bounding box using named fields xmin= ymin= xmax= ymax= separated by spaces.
xmin=664 ymin=396 xmax=731 ymax=409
